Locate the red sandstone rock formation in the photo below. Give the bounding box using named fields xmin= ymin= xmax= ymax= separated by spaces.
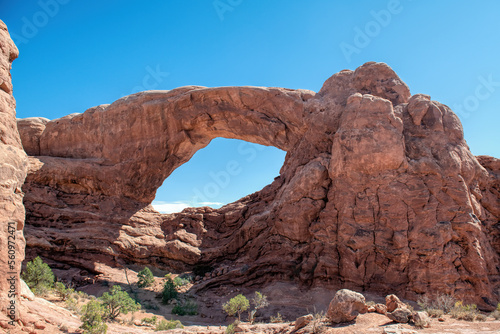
xmin=18 ymin=61 xmax=500 ymax=309
xmin=0 ymin=21 xmax=28 ymax=323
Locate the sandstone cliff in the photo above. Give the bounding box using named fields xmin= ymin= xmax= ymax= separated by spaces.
xmin=0 ymin=20 xmax=28 ymax=322
xmin=18 ymin=62 xmax=500 ymax=309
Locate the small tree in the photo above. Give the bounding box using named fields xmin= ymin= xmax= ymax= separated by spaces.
xmin=80 ymin=300 xmax=108 ymax=334
xmin=137 ymin=267 xmax=155 ymax=288
xmin=54 ymin=282 xmax=75 ymax=301
xmin=162 ymin=278 xmax=178 ymax=304
xmin=21 ymin=256 xmax=55 ymax=294
xmin=223 ymin=294 xmax=250 ymax=322
xmin=99 ymin=285 xmax=140 ymax=320
xmin=249 ymin=291 xmax=269 ymax=323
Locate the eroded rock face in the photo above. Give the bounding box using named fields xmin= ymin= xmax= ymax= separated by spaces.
xmin=0 ymin=20 xmax=28 ymax=321
xmin=18 ymin=61 xmax=500 ymax=308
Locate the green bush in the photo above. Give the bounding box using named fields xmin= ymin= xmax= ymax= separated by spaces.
xmin=172 ymin=300 xmax=198 ymax=316
xmin=155 ymin=319 xmax=183 ymax=331
xmin=225 ymin=322 xmax=237 ymax=334
xmin=223 ymin=294 xmax=250 ymax=321
xmin=21 ymin=256 xmax=55 ymax=295
xmin=173 ymin=276 xmax=191 ymax=287
xmin=248 ymin=291 xmax=268 ymax=323
xmin=99 ymin=285 xmax=140 ymax=320
xmin=55 ymin=282 xmax=75 ymax=301
xmin=137 ymin=267 xmax=155 ymax=288
xmin=161 ymin=278 xmax=178 ymax=304
xmin=80 ymin=300 xmax=108 ymax=334
xmin=141 ymin=315 xmax=157 ymax=325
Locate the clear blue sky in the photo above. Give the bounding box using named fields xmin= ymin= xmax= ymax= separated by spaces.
xmin=2 ymin=1 xmax=499 ymax=213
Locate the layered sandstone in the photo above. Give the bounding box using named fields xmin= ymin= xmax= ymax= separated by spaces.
xmin=0 ymin=20 xmax=28 ymax=322
xmin=19 ymin=62 xmax=500 ymax=309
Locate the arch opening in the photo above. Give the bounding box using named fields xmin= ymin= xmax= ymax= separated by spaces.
xmin=152 ymin=138 xmax=286 ymax=213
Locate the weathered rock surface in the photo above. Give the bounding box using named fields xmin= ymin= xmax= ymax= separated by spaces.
xmin=326 ymin=289 xmax=367 ymax=323
xmin=0 ymin=20 xmax=28 ymax=322
xmin=387 ymin=307 xmax=412 ymax=323
xmin=17 ymin=61 xmax=500 ymax=308
xmin=386 ymin=294 xmax=407 ymax=313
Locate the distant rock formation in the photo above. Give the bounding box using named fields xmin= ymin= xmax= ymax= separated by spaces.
xmin=0 ymin=20 xmax=28 ymax=322
xmin=18 ymin=61 xmax=500 ymax=308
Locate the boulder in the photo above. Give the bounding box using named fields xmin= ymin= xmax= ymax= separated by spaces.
xmin=294 ymin=314 xmax=313 ymax=330
xmin=386 ymin=295 xmax=407 ymax=313
xmin=326 ymin=289 xmax=367 ymax=324
xmin=412 ymin=311 xmax=430 ymax=328
xmin=387 ymin=307 xmax=412 ymax=323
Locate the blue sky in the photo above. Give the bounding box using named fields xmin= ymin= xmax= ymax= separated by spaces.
xmin=2 ymin=1 xmax=499 ymax=213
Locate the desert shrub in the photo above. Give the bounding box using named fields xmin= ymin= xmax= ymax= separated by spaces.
xmin=450 ymin=301 xmax=479 ymax=321
xmin=173 ymin=276 xmax=191 ymax=287
xmin=137 ymin=267 xmax=155 ymax=288
xmin=366 ymin=300 xmax=376 ymax=307
xmin=426 ymin=308 xmax=444 ymax=318
xmin=21 ymin=256 xmax=55 ymax=295
xmin=248 ymin=291 xmax=269 ymax=323
xmin=172 ymin=300 xmax=198 ymax=316
xmin=155 ymin=319 xmax=183 ymax=331
xmin=223 ymin=294 xmax=250 ymax=321
xmin=161 ymin=278 xmax=178 ymax=304
xmin=270 ymin=312 xmax=283 ymax=323
xmin=55 ymin=282 xmax=75 ymax=301
xmin=476 ymin=313 xmax=487 ymax=321
xmin=65 ymin=296 xmax=80 ymax=313
xmin=80 ymin=300 xmax=108 ymax=334
xmin=311 ymin=311 xmax=325 ymax=334
xmin=225 ymin=321 xmax=238 ymax=334
xmin=491 ymin=309 xmax=500 ymax=320
xmin=141 ymin=315 xmax=157 ymax=325
xmin=99 ymin=285 xmax=140 ymax=320
xmin=418 ymin=294 xmax=456 ymax=314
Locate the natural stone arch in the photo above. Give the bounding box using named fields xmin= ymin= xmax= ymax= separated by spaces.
xmin=22 ymin=86 xmax=312 ymax=204
xmin=17 ymin=61 xmax=500 ymax=311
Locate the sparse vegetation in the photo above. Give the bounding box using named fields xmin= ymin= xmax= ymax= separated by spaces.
xmin=155 ymin=319 xmax=183 ymax=331
xmin=161 ymin=278 xmax=178 ymax=304
xmin=99 ymin=285 xmax=140 ymax=320
xmin=226 ymin=320 xmax=239 ymax=334
xmin=417 ymin=294 xmax=456 ymax=314
xmin=141 ymin=315 xmax=157 ymax=325
xmin=426 ymin=308 xmax=444 ymax=318
xmin=65 ymin=296 xmax=80 ymax=313
xmin=137 ymin=267 xmax=155 ymax=288
xmin=80 ymin=300 xmax=108 ymax=334
xmin=450 ymin=301 xmax=480 ymax=321
xmin=172 ymin=300 xmax=198 ymax=316
xmin=270 ymin=312 xmax=284 ymax=323
xmin=311 ymin=310 xmax=325 ymax=334
xmin=21 ymin=256 xmax=55 ymax=295
xmin=55 ymin=281 xmax=75 ymax=301
xmin=223 ymin=294 xmax=250 ymax=322
xmin=173 ymin=276 xmax=191 ymax=287
xmin=248 ymin=291 xmax=269 ymax=323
